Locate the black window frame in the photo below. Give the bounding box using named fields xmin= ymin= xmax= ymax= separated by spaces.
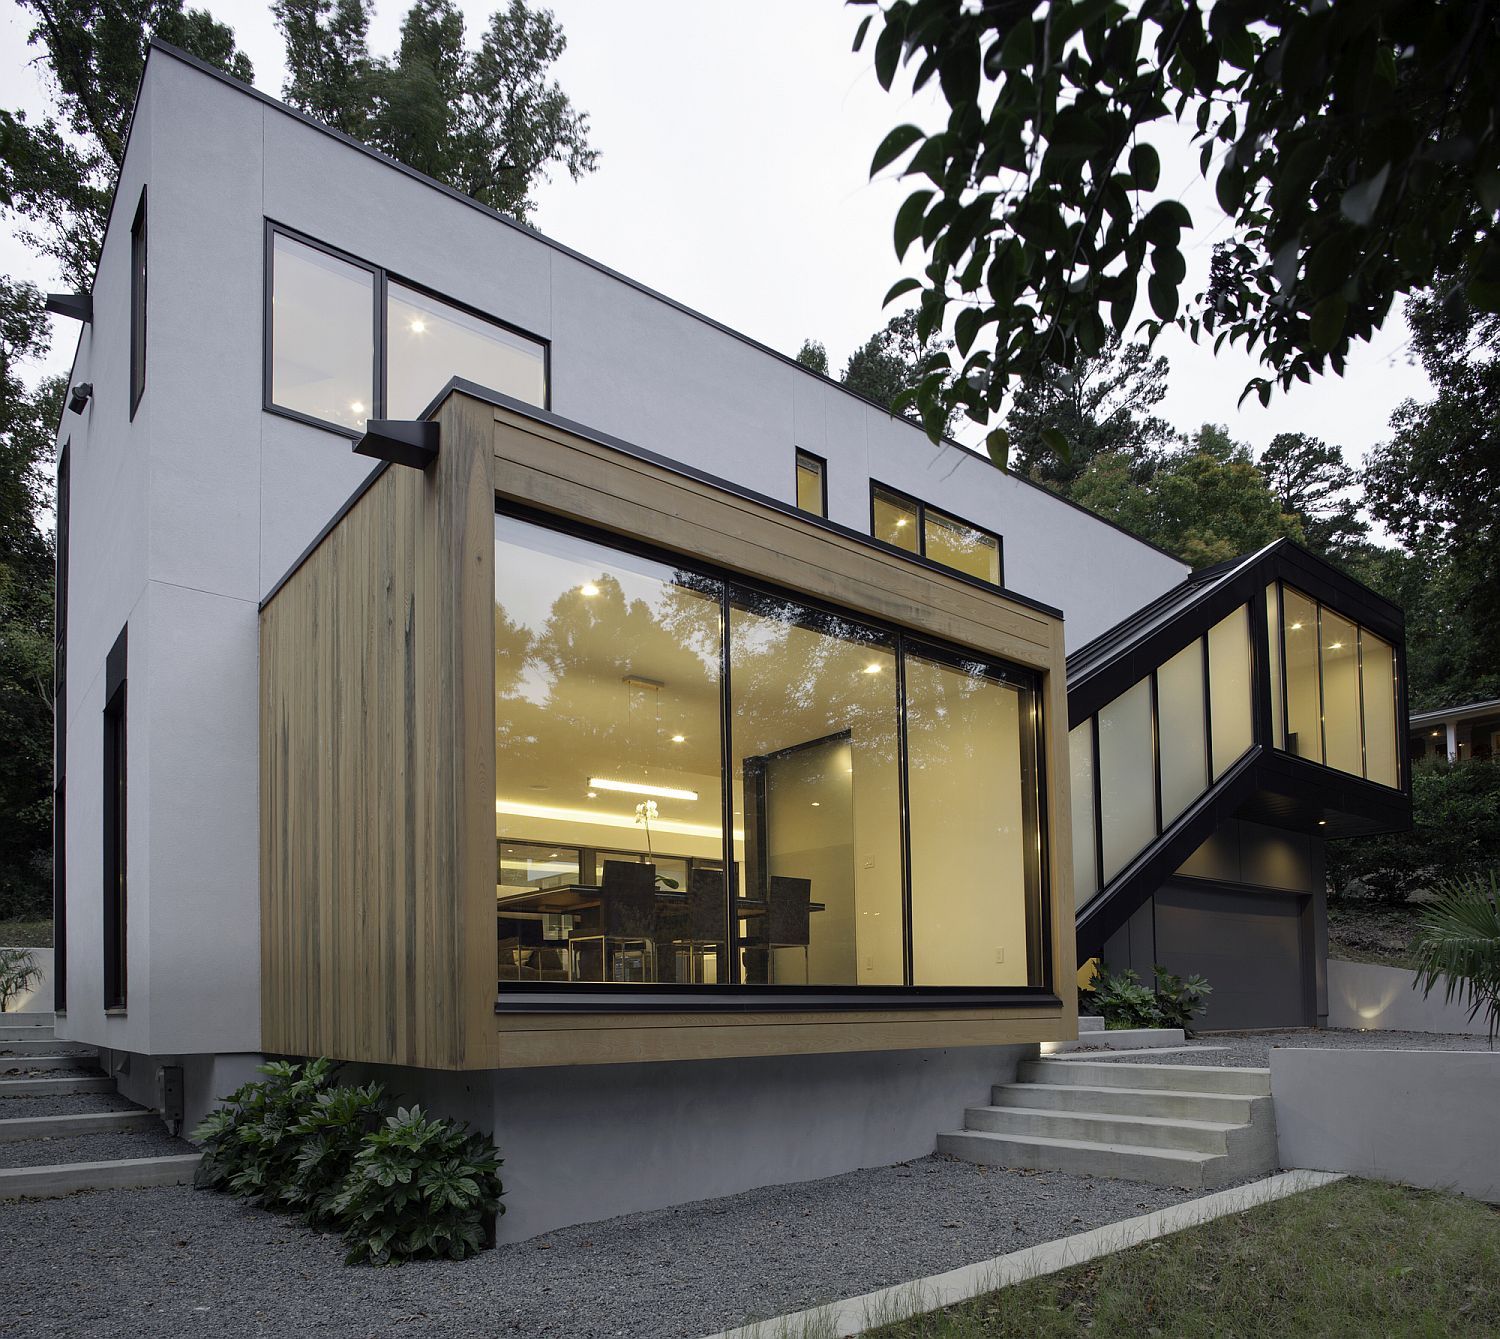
xmin=102 ymin=626 xmax=128 ymax=1012
xmin=869 ymin=481 xmax=1004 ymax=588
xmin=493 ymin=501 xmax=1053 ymax=1012
xmin=793 ymin=448 xmax=828 ymax=518
xmin=53 ymin=445 xmax=69 ymax=1012
xmin=262 ymin=221 xmax=551 ymax=439
xmin=129 ymin=189 xmax=147 ymax=417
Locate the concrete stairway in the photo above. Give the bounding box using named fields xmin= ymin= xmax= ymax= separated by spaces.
xmin=939 ymin=1056 xmax=1278 ymax=1189
xmin=0 ymin=1013 xmax=199 ymax=1198
xmin=1045 ymin=1014 xmax=1187 ymax=1053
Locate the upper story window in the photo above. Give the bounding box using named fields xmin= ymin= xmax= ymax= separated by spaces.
xmin=794 ymin=449 xmax=826 ymax=517
xmin=870 ymin=483 xmax=1002 ymax=586
xmin=129 ymin=190 xmax=147 ymax=416
xmin=266 ymin=226 xmax=547 ymax=437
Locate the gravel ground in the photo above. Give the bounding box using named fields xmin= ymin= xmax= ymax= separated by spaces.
xmin=0 ymin=1155 xmax=1213 ymax=1338
xmin=0 ymin=1091 xmax=139 ymax=1118
xmin=1077 ymin=1027 xmax=1496 ymax=1068
xmin=0 ymin=1126 xmax=193 ymax=1168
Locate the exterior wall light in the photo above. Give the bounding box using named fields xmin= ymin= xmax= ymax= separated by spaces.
xmin=68 ymin=383 xmax=94 ymax=414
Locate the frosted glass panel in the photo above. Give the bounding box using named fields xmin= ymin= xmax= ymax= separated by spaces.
xmin=1098 ymin=678 xmax=1156 ymax=882
xmin=1361 ymin=631 xmax=1399 ymax=787
xmin=1208 ymin=605 xmax=1254 ymax=779
xmin=906 ymin=653 xmax=1037 ymax=987
xmin=1266 ymin=585 xmax=1285 ymax=750
xmin=1157 ymin=639 xmax=1207 ymax=824
xmin=1321 ymin=608 xmax=1363 ymax=776
xmin=1069 ymin=722 xmax=1097 ymax=905
xmin=1283 ymin=587 xmax=1322 ymax=763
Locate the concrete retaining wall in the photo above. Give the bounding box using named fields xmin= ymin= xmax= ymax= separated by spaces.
xmin=1 ymin=947 xmax=53 ymax=1014
xmin=1327 ymin=958 xmax=1491 ymax=1036
xmin=1271 ymin=1049 xmax=1500 ymax=1202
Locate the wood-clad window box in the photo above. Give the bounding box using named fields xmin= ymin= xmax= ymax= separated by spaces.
xmin=260 ymin=386 xmax=1077 ymax=1071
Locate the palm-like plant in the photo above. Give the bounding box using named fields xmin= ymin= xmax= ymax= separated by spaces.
xmin=1411 ymin=871 xmax=1500 ymax=1045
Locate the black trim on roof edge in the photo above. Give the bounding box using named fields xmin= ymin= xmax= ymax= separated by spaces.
xmin=132 ymin=39 xmax=1186 ymax=571
xmin=261 ymin=379 xmax=1066 ymax=623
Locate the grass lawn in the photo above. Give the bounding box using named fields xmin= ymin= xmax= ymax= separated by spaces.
xmin=869 ymin=1179 xmax=1500 ymax=1338
xmin=0 ymin=919 xmax=53 ymax=948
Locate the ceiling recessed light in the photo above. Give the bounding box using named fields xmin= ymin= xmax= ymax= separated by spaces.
xmin=1317 ymin=819 xmax=1327 ymax=826
xmin=671 ymin=734 xmax=686 ymax=743
xmin=895 ymin=517 xmax=908 ymax=528
xmin=1289 ymin=622 xmax=1303 ymax=630
xmin=409 ymin=318 xmax=427 ymax=334
xmin=1329 ymin=641 xmax=1343 ymax=650
xmin=350 ymin=401 xmax=366 ymax=415
xmin=811 ymin=801 xmax=821 ymax=807
xmin=581 ymin=582 xmax=600 ymax=597
xmin=863 ymin=663 xmax=883 ymax=674
xmin=588 ymin=777 xmax=699 ymax=802
xmin=587 ymin=790 xmax=598 ymax=798
xmin=1430 ymin=731 xmax=1441 ymax=738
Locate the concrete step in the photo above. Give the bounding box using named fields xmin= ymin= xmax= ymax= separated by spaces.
xmin=1019 ymin=1058 xmax=1271 ymax=1097
xmin=994 ymin=1081 xmax=1266 ymax=1125
xmin=1077 ymin=1015 xmax=1105 ymax=1033
xmin=0 ymin=1153 xmax=200 ymax=1200
xmin=0 ymin=1022 xmax=54 ymax=1042
xmin=1054 ymin=1027 xmax=1186 ymax=1051
xmin=0 ymin=1011 xmax=54 ymax=1025
xmin=0 ymin=1075 xmax=114 ymax=1098
xmin=0 ymin=1056 xmax=101 ymax=1075
xmin=0 ymin=1040 xmax=94 ymax=1058
xmin=964 ymin=1104 xmax=1238 ymax=1154
xmin=0 ymin=1110 xmax=158 ymax=1142
xmin=938 ymin=1128 xmax=1221 ymax=1188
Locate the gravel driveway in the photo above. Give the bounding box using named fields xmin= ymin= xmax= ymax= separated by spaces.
xmin=1075 ymin=1027 xmax=1495 ymax=1068
xmin=2 ymin=1156 xmax=1211 ymax=1338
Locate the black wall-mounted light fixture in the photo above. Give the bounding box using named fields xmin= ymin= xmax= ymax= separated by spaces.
xmin=47 ymin=293 xmax=93 ymax=323
xmin=353 ymin=419 xmax=440 ymax=470
xmin=68 ymin=383 xmax=94 ymax=415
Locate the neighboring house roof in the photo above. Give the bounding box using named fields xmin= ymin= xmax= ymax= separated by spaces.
xmin=1408 ymin=699 xmax=1500 ymax=725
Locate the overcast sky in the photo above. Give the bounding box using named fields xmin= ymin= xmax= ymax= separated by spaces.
xmin=2 ymin=0 xmax=1432 ymax=468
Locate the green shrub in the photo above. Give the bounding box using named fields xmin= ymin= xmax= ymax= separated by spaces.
xmin=334 ymin=1105 xmax=504 ymax=1266
xmin=193 ymin=1060 xmax=503 ymax=1266
xmin=1084 ymin=962 xmax=1213 ymax=1034
xmin=0 ymin=946 xmax=39 ymax=1011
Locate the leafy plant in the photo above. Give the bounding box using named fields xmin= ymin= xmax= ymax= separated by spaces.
xmin=285 ymin=1080 xmax=388 ymax=1229
xmin=1411 ymin=870 xmax=1500 ymax=1044
xmin=0 ymin=946 xmax=40 ymax=1011
xmin=1083 ymin=962 xmax=1212 ymax=1034
xmin=1151 ymin=966 xmax=1213 ymax=1036
xmin=192 ymin=1058 xmax=339 ymax=1204
xmin=333 ymin=1105 xmax=503 ymax=1266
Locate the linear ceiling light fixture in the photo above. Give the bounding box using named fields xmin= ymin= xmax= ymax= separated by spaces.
xmin=587 ymin=777 xmax=699 ymax=802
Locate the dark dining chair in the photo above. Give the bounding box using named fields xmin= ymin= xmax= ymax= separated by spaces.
xmin=747 ymin=875 xmax=812 ymax=984
xmin=670 ymin=868 xmax=726 ymax=984
xmin=568 ymin=860 xmax=657 ymax=982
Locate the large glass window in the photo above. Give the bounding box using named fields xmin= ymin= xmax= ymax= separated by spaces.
xmin=387 ymin=282 xmax=546 ymax=418
xmin=269 ymin=233 xmax=375 ymax=432
xmin=1069 ymin=722 xmax=1098 ymax=906
xmin=1208 ymin=605 xmax=1254 ymax=779
xmin=129 ymin=190 xmax=147 ymax=416
xmin=269 ymin=229 xmax=548 ymax=435
xmin=728 ymin=594 xmax=901 ymax=986
xmin=870 ymin=484 xmax=1002 ymax=585
xmin=1282 ymin=586 xmax=1322 ymax=763
xmin=1097 ymin=678 xmax=1156 ymax=882
xmin=1157 ymin=639 xmax=1208 ymax=823
xmin=1272 ymin=583 xmax=1401 ymax=788
xmin=493 ymin=513 xmax=1047 ymax=992
xmin=907 ymin=649 xmax=1040 ymax=986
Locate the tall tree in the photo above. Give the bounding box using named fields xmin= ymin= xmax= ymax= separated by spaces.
xmin=0 ymin=280 xmax=65 ymax=920
xmin=841 ymin=310 xmax=957 ymax=433
xmin=855 ymin=1 xmax=1500 ymax=463
xmin=1006 ymin=336 xmax=1174 ymax=488
xmin=1364 ymin=277 xmax=1500 ymax=674
xmin=794 ymin=339 xmax=829 ymax=376
xmin=1070 ymin=423 xmax=1302 ymax=569
xmin=1 ymin=0 xmax=253 ymax=287
xmin=1257 ymin=432 xmax=1367 ymax=559
xmin=273 ymin=0 xmax=599 ymax=224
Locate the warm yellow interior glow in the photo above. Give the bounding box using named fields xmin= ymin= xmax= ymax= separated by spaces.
xmin=587 ymin=777 xmax=700 ymax=801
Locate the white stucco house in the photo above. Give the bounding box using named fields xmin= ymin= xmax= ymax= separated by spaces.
xmin=49 ymin=43 xmax=1410 ymax=1239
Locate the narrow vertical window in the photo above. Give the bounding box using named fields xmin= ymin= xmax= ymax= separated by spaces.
xmin=130 ymin=191 xmax=147 ymax=415
xmin=103 ymin=628 xmax=128 ymax=1011
xmin=54 ymin=448 xmax=70 ymax=1011
xmin=794 ymin=449 xmax=826 ymax=517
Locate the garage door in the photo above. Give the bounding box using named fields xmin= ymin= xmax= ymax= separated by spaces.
xmin=1154 ymin=883 xmax=1311 ymax=1030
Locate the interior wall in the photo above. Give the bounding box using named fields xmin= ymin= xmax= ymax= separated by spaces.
xmin=851 ymin=723 xmax=904 ymax=984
